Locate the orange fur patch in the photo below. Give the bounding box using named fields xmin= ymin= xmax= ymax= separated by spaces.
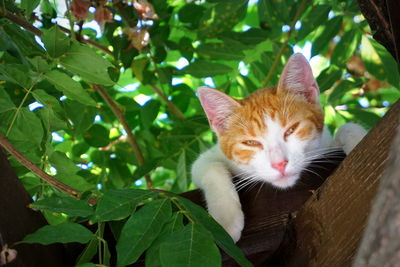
xmin=218 ymin=87 xmax=324 ymax=162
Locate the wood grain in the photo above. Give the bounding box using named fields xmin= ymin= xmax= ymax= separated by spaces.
xmin=280 ymin=99 xmax=400 ymax=267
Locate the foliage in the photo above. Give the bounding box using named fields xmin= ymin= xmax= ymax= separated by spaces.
xmin=0 ymin=0 xmax=399 ymax=266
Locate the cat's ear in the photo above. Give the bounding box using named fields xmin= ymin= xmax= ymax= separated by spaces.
xmin=278 ymin=53 xmax=319 ymax=103
xmin=197 ymin=86 xmax=240 ymax=134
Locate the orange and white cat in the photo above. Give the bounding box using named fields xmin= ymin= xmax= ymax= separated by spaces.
xmin=191 ymin=53 xmax=366 ymax=242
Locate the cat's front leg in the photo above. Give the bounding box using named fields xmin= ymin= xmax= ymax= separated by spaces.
xmin=333 ymin=123 xmax=367 ymax=155
xmin=191 ymin=147 xmax=244 ymax=242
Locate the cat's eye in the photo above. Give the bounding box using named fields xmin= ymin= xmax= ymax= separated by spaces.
xmin=242 ymin=140 xmax=262 ymax=147
xmin=284 ymin=122 xmax=300 ymax=139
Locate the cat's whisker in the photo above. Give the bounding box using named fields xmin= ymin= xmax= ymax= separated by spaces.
xmin=254 ymin=182 xmax=265 ymax=199
xmin=302 ymin=167 xmax=324 ymax=181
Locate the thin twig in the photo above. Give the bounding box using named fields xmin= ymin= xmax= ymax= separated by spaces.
xmin=2 ymin=9 xmax=152 ymax=188
xmin=262 ymin=0 xmax=310 ymax=88
xmin=1 ymin=8 xmax=42 ymax=35
xmin=64 ymin=0 xmax=76 ymax=40
xmin=3 ymin=8 xmax=182 ymax=117
xmin=0 ymin=9 xmax=113 ymax=56
xmin=0 ymin=133 xmax=81 ymax=198
xmin=93 ymin=85 xmax=153 ymax=188
xmin=58 ymin=25 xmax=114 ymax=56
xmin=150 ymin=85 xmax=186 ymax=120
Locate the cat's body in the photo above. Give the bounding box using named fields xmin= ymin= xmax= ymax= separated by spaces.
xmin=191 ymin=53 xmax=366 ymax=242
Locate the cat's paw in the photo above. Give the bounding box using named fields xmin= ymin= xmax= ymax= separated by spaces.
xmin=209 ymin=204 xmax=244 ymax=243
xmin=333 ymin=123 xmax=367 ymax=155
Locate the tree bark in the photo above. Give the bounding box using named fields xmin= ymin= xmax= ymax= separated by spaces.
xmin=0 ymin=150 xmax=67 ymax=267
xmin=352 ymin=124 xmax=400 ymax=266
xmin=356 ymin=0 xmax=400 ymax=62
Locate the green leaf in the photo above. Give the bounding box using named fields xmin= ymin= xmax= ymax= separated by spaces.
xmin=222 ymin=29 xmax=271 ymax=47
xmin=145 ymin=212 xmax=185 ymax=267
xmin=159 ymin=223 xmax=221 ymax=267
xmin=0 ymin=87 xmax=15 ymax=113
xmin=28 ymin=56 xmax=51 ymax=73
xmin=180 ymin=60 xmax=233 ymax=78
xmin=328 ymin=79 xmax=363 ymax=104
xmin=198 ymin=0 xmax=248 ymax=39
xmin=45 ymin=70 xmax=97 ymax=106
xmin=3 ymin=23 xmax=45 ymax=55
xmin=55 ymin=173 xmax=95 ymax=192
xmin=258 ymin=0 xmax=294 ymax=27
xmin=60 ymin=42 xmax=114 ymax=86
xmin=175 ymin=196 xmax=253 ymax=267
xmin=63 ymin=100 xmax=98 ymax=134
xmin=197 ymin=42 xmax=245 ymax=61
xmin=140 ymin=100 xmax=161 ymax=129
xmin=93 ymin=189 xmax=157 ymax=222
xmin=311 ymin=16 xmax=343 ymax=57
xmin=176 ymin=151 xmax=188 ymax=191
xmin=131 ymin=58 xmax=149 ymax=83
xmin=331 ymin=29 xmax=361 ymax=66
xmin=298 ymin=4 xmax=331 ymax=40
xmin=30 ymin=196 xmax=93 ymax=217
xmin=5 ymin=108 xmax=44 ymax=147
xmin=117 ymin=199 xmax=172 ymax=267
xmin=133 ymin=160 xmax=159 ymax=179
xmin=316 ymin=65 xmax=343 ymax=92
xmin=0 ymin=64 xmax=32 ymax=88
xmin=32 ymin=89 xmax=63 ymax=114
xmin=76 ymin=223 xmax=105 ymax=265
xmin=22 ymin=223 xmax=94 ymax=245
xmin=361 ymin=36 xmax=400 ymax=86
xmin=37 ymin=106 xmax=68 ymax=131
xmin=178 ymin=4 xmax=206 ymax=27
xmin=49 ymin=151 xmax=80 ymax=175
xmin=41 ymin=26 xmax=71 ymax=58
xmin=21 ymin=0 xmax=40 ymax=15
xmin=83 ymin=124 xmax=110 ymax=148
xmin=346 ymin=108 xmax=381 ymax=129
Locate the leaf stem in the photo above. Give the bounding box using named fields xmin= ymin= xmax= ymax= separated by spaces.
xmin=149 ymin=84 xmax=186 ymax=120
xmin=262 ymin=0 xmax=310 ymax=88
xmin=93 ymin=84 xmax=153 ymax=188
xmin=0 ymin=9 xmax=113 ymax=56
xmin=6 ymin=85 xmax=35 ymax=137
xmin=64 ymin=0 xmax=76 ymax=40
xmin=0 ymin=133 xmax=81 ymax=198
xmin=169 ymin=196 xmax=195 ymax=223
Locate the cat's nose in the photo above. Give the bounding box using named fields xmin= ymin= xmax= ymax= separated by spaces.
xmin=271 ymin=160 xmax=288 ymax=175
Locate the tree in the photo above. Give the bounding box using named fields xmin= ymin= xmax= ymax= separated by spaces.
xmin=0 ymin=0 xmax=398 ymax=266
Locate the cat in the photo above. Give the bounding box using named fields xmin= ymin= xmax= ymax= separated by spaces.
xmin=191 ymin=53 xmax=367 ymax=242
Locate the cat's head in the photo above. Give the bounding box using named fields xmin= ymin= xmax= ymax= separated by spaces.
xmin=198 ymin=53 xmax=324 ymax=189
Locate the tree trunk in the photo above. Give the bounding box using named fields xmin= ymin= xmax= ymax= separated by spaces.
xmin=0 ymin=150 xmax=67 ymax=267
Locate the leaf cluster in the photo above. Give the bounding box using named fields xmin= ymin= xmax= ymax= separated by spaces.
xmin=0 ymin=0 xmax=399 ymax=266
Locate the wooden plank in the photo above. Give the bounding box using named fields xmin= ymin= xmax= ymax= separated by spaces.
xmin=181 ymin=150 xmax=345 ymax=266
xmin=353 ymin=124 xmax=400 ymax=266
xmin=279 ymin=100 xmax=400 ymax=267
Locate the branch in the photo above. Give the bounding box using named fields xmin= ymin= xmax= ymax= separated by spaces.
xmin=0 ymin=133 xmax=81 ymax=199
xmin=0 ymin=9 xmax=113 ymax=56
xmin=150 ymin=85 xmax=186 ymax=120
xmin=58 ymin=25 xmax=114 ymax=57
xmin=93 ymin=85 xmax=153 ymax=188
xmin=2 ymin=10 xmax=153 ymax=188
xmin=262 ymin=0 xmax=310 ymax=88
xmin=2 ymin=8 xmax=184 ymax=119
